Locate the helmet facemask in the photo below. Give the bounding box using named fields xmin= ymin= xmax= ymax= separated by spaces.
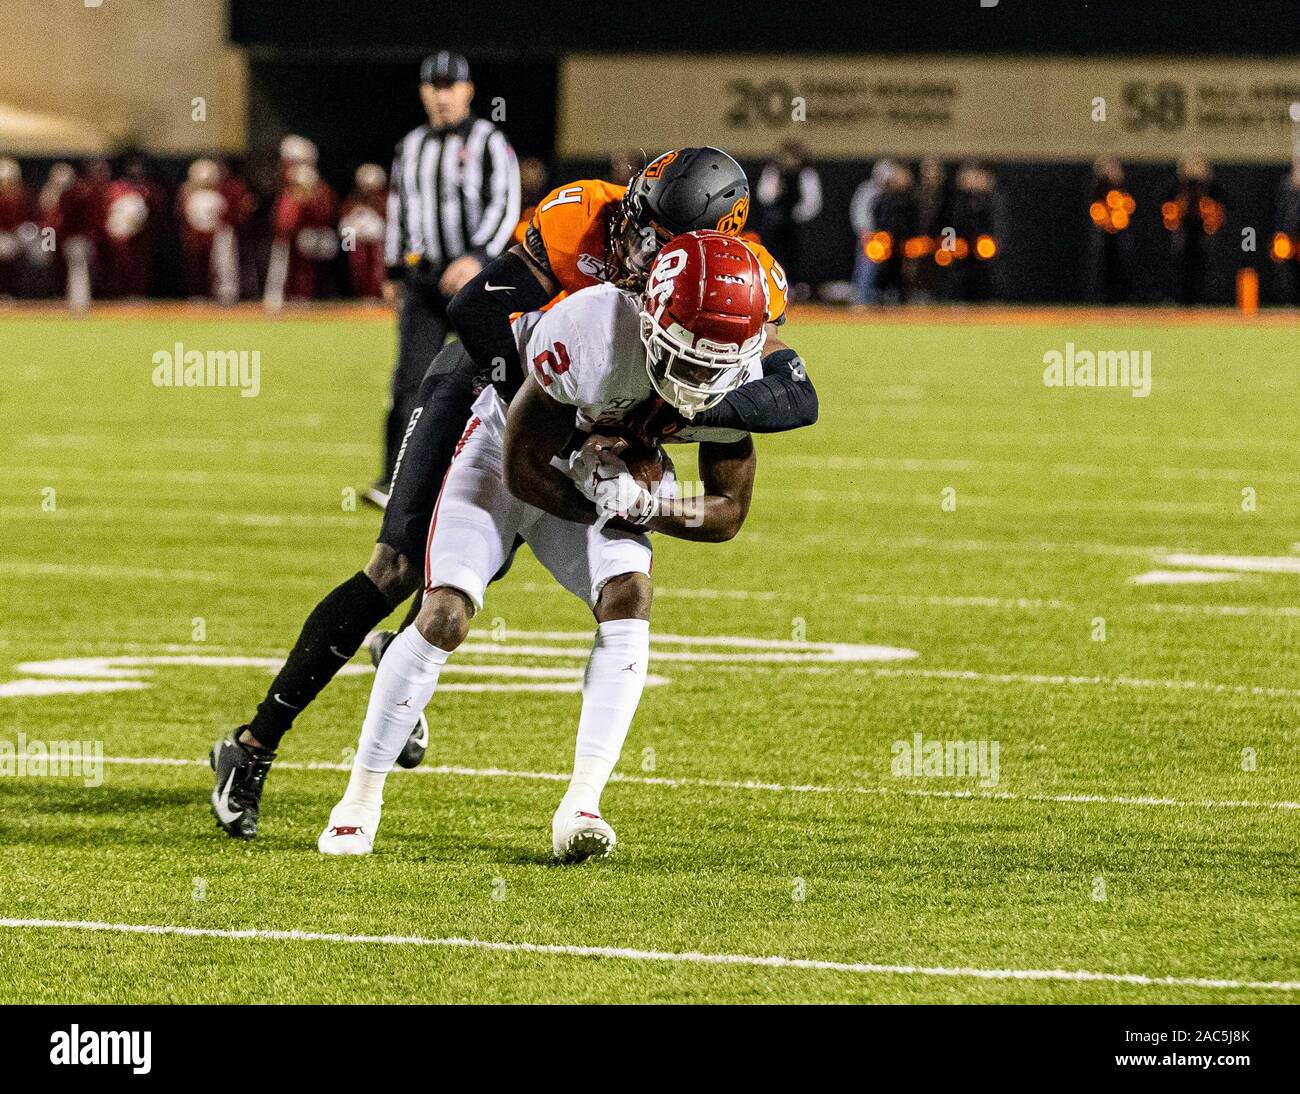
xmin=638 ymin=310 xmax=764 ymax=419
xmin=617 ymin=193 xmax=674 ymax=276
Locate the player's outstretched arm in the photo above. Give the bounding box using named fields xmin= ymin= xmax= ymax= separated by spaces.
xmin=646 ymin=436 xmax=756 ymax=543
xmin=690 ymin=328 xmax=818 ymax=434
xmin=503 ymin=374 xmax=599 ymax=525
xmin=446 ymin=244 xmax=558 ymax=388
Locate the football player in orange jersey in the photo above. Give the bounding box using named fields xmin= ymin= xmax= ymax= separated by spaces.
xmin=210 ymin=148 xmax=818 ymax=840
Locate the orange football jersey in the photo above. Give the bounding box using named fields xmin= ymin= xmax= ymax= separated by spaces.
xmin=744 ymin=238 xmax=788 ymax=325
xmin=526 ymin=179 xmax=625 ymax=294
xmin=524 ymin=178 xmax=788 ymax=323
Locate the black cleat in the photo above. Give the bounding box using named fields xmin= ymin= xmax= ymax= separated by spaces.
xmin=366 ymin=628 xmax=398 ymax=665
xmin=209 ymin=730 xmax=276 ymax=840
xmin=397 ymin=711 xmax=429 ymax=770
xmin=367 ymin=630 xmax=429 ymax=769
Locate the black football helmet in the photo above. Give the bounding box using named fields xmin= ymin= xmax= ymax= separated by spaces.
xmin=615 ymin=147 xmax=750 ymax=275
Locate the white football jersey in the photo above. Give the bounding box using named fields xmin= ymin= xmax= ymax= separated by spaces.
xmin=513 ymin=282 xmax=759 ymax=444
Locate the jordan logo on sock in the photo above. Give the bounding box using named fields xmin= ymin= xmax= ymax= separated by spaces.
xmin=397 ymin=697 xmax=412 ymax=708
xmin=622 ymin=662 xmax=638 ymax=673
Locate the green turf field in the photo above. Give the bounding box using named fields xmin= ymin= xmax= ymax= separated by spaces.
xmin=1 ymin=309 xmax=1296 ymax=1004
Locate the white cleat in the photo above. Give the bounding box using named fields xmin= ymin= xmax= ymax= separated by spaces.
xmin=552 ymin=806 xmax=616 ymax=863
xmin=317 ymin=801 xmax=381 ymax=856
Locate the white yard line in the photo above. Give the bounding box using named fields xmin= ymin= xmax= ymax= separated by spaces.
xmin=0 ymin=918 xmax=1294 ymax=993
xmin=775 ymin=454 xmax=1300 ymax=486
xmin=856 ymin=665 xmax=1300 ymax=700
xmin=1163 ymin=553 xmax=1300 ymax=575
xmin=96 ymin=756 xmax=1300 ymax=811
xmin=1129 ymin=570 xmax=1244 ymax=586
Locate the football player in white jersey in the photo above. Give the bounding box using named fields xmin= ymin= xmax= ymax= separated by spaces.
xmin=318 ymin=231 xmax=770 ymax=862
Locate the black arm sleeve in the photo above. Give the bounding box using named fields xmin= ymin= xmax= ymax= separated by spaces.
xmin=446 ymin=249 xmax=554 ymax=398
xmin=691 ymin=348 xmax=819 ymax=434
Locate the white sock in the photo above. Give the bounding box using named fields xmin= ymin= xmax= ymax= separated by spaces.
xmin=340 ymin=764 xmax=388 ymax=810
xmin=354 ymin=626 xmax=450 ymax=775
xmin=563 ymin=618 xmax=650 ymax=814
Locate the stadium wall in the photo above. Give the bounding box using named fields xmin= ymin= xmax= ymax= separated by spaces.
xmin=0 ymin=0 xmax=246 ymax=155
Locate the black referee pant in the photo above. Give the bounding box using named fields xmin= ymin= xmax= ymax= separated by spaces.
xmin=383 ymin=265 xmax=453 ymax=486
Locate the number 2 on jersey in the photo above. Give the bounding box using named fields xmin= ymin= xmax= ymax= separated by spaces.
xmin=531 ymin=342 xmax=571 ymax=387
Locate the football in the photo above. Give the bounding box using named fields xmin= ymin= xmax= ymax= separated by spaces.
xmin=580 ymin=432 xmax=670 ymax=495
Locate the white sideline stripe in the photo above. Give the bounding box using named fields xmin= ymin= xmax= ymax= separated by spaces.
xmin=1163 ymin=553 xmax=1300 ymax=575
xmin=776 ymin=453 xmax=1300 ymax=486
xmin=24 ymin=433 xmax=374 ymax=458
xmin=858 ymin=665 xmax=1300 ymax=700
xmin=96 ymin=756 xmax=1300 ymax=811
xmin=1129 ymin=570 xmax=1244 ymax=586
xmin=549 ymin=585 xmax=1300 ymax=619
xmin=1 ymin=919 xmax=1295 ymax=992
xmin=0 ymin=680 xmax=146 ymax=698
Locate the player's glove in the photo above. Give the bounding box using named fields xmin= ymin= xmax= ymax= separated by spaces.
xmin=568 ymin=445 xmax=629 ymax=503
xmin=593 ymin=471 xmax=660 ymax=527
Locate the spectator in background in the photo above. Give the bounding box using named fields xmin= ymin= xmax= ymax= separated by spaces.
xmin=513 ymin=156 xmax=548 ymax=244
xmin=340 ymin=163 xmax=388 ymax=299
xmin=102 ymin=152 xmax=165 ymax=298
xmin=1086 ymin=156 xmax=1137 ymax=305
xmin=177 ymin=158 xmax=246 ymax=302
xmin=219 ymin=159 xmax=258 ymax=300
xmin=757 ymin=141 xmax=822 ymax=296
xmin=948 ymin=162 xmax=1003 ymax=303
xmin=277 ymin=134 xmax=319 ymax=185
xmin=35 ymin=162 xmax=75 ymax=297
xmin=1270 ymin=157 xmax=1300 ymax=304
xmin=0 ymin=158 xmax=34 ymax=297
xmin=266 ymin=159 xmax=339 ymax=305
xmin=59 ymin=159 xmax=112 ymax=309
xmin=871 ymin=164 xmax=918 ymax=304
xmin=1162 ymin=152 xmax=1224 ymax=305
xmin=911 ymin=157 xmax=949 ymax=303
xmin=849 ymin=159 xmax=896 ymax=305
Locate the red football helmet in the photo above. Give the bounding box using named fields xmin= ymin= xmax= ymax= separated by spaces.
xmin=638 ymin=230 xmax=768 ymax=418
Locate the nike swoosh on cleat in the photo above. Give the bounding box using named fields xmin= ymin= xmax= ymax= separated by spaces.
xmin=212 ymin=770 xmax=243 ymax=825
xmin=484 ymin=283 xmax=513 ymax=292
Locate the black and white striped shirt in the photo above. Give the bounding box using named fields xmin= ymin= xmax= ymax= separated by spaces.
xmin=384 ymin=114 xmax=520 ymax=275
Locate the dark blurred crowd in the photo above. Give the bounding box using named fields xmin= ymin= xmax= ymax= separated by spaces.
xmin=0 ymin=137 xmax=401 ymax=305
xmin=9 ymin=138 xmax=1300 ymax=308
xmin=850 ymin=157 xmax=1003 ymax=305
xmin=0 ymin=134 xmax=558 ymax=308
xmin=846 ymin=149 xmax=1300 ymax=306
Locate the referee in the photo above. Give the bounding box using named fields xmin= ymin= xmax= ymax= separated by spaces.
xmin=368 ymin=50 xmax=521 ymax=507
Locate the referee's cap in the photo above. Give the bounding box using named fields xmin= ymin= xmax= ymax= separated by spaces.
xmin=421 ymin=51 xmax=471 ymax=85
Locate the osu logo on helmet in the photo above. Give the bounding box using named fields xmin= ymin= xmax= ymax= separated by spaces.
xmin=715 ymin=196 xmax=749 ymax=235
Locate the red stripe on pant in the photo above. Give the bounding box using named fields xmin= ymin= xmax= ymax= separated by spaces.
xmin=423 ymin=416 xmax=482 ymax=593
